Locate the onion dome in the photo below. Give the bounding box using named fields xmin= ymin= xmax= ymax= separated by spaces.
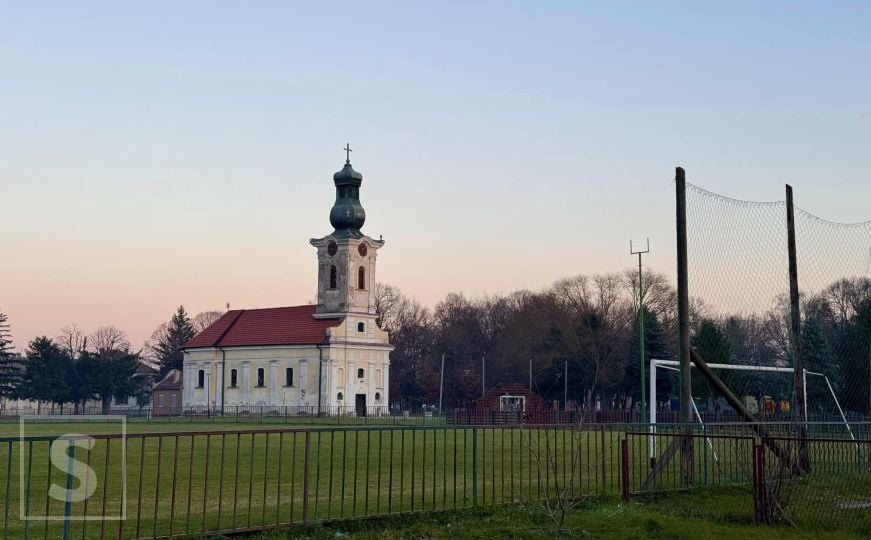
xmin=329 ymin=149 xmax=366 ymax=238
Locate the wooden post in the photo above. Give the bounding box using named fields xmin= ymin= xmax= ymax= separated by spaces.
xmin=786 ymin=184 xmax=809 ymax=471
xmin=675 ymin=167 xmax=694 ymax=482
xmin=620 ymin=438 xmax=630 ymax=501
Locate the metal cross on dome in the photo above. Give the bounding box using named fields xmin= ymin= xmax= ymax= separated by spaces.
xmin=344 ymin=142 xmax=352 ymax=164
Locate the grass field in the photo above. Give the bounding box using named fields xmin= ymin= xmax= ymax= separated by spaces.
xmin=247 ymin=493 xmax=869 ymax=539
xmin=0 ymin=421 xmax=868 ymax=539
xmin=1 ymin=422 xmax=625 ymax=539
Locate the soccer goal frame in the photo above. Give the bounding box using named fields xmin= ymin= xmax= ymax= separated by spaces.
xmin=648 ymin=358 xmax=855 ymax=464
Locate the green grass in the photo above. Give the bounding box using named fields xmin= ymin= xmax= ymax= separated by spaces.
xmin=0 ymin=421 xmax=868 ymax=539
xmin=243 ymin=496 xmax=867 ymax=539
xmin=0 ymin=424 xmax=625 ymax=539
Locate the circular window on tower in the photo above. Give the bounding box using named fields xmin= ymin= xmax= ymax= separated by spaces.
xmin=327 ymin=241 xmax=338 ymax=256
xmin=358 ymin=243 xmax=368 ymax=257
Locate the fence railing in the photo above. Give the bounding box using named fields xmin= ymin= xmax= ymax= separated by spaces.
xmin=3 ymin=422 xmax=871 ymax=539
xmin=3 ymin=405 xmax=867 ymax=427
xmin=0 ymin=423 xmax=629 ymax=540
xmin=0 ymin=406 xmax=449 ymax=425
xmin=620 ymin=430 xmax=871 ymax=533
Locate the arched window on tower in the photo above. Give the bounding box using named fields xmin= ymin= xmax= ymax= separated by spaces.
xmin=329 ymin=265 xmax=337 ymax=289
xmin=358 ymin=266 xmax=366 ymax=290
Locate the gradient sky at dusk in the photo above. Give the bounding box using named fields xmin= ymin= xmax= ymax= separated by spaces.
xmin=2 ymin=1 xmax=870 ymax=351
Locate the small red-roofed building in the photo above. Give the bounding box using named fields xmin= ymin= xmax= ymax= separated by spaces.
xmin=152 ymin=369 xmax=183 ymax=416
xmin=182 ymin=156 xmax=393 ymax=415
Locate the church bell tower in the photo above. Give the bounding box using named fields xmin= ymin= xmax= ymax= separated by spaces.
xmin=310 ymin=146 xmax=385 ymax=316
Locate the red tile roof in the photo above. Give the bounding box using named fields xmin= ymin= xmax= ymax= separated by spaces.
xmin=183 ymin=305 xmax=341 ymax=349
xmin=153 ymin=369 xmax=183 ymax=391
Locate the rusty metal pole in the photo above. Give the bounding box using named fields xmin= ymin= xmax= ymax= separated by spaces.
xmin=620 ymin=438 xmax=630 ymax=501
xmin=675 ymin=167 xmax=694 ymax=482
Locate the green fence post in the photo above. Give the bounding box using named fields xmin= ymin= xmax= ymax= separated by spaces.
xmin=472 ymin=428 xmax=478 ymax=506
xmin=63 ymin=439 xmax=75 ymax=540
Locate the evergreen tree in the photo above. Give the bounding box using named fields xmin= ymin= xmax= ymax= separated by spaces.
xmin=22 ymin=337 xmax=73 ymax=412
xmin=801 ymin=317 xmax=838 ymax=414
xmin=0 ymin=309 xmax=23 ymax=400
xmin=150 ymin=306 xmax=197 ymax=376
xmin=78 ymin=350 xmax=145 ymax=414
xmin=839 ymin=300 xmax=871 ymax=414
xmin=691 ymin=319 xmax=732 ymax=407
xmin=624 ymin=307 xmax=671 ymax=408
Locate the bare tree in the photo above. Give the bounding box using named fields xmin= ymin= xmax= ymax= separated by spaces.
xmin=374 ymin=282 xmax=403 ymax=331
xmin=550 ymin=274 xmax=633 ymax=406
xmin=56 ymin=324 xmax=88 ymax=358
xmin=517 ymin=420 xmax=597 ymax=539
xmin=89 ymin=326 xmax=131 ymax=354
xmin=193 ymin=311 xmax=224 ymax=333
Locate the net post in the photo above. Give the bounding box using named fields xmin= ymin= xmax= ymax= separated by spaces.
xmin=786 ymin=184 xmax=809 ymax=472
xmin=675 ymin=166 xmax=694 ymax=482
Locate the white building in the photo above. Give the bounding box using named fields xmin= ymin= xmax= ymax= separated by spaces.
xmin=182 ymin=154 xmax=392 ymax=415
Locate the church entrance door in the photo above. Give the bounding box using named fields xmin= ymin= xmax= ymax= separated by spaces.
xmin=355 ymin=394 xmax=367 ymax=417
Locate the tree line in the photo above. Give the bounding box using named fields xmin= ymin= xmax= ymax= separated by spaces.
xmin=376 ymin=273 xmax=871 ymax=415
xmin=0 ymin=306 xmax=224 ymax=414
xmin=2 ymin=273 xmax=868 ymax=416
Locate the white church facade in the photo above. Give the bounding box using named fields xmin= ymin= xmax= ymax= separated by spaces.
xmin=182 ymin=153 xmax=392 ymax=415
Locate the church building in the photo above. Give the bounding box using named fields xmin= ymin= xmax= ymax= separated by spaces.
xmin=182 ymin=152 xmax=392 ymax=415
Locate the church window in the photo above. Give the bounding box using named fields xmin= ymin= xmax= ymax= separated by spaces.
xmin=375 ymin=392 xmax=381 ymax=401
xmin=357 ymin=368 xmax=365 ymax=379
xmin=256 ymin=368 xmax=265 ymax=387
xmin=197 ymin=370 xmax=205 ymax=388
xmin=357 ymin=322 xmax=365 ymax=333
xmin=229 ymin=369 xmax=238 ymax=387
xmin=337 ymin=392 xmax=344 ymax=402
xmin=329 ymin=266 xmax=338 ymax=289
xmin=285 ymin=367 xmax=294 ymax=386
xmin=358 ymin=266 xmax=366 ymax=289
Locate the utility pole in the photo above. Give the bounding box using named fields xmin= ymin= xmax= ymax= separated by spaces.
xmin=631 ymin=238 xmax=650 ymax=423
xmin=482 ymin=352 xmax=486 ymax=397
xmin=564 ymin=360 xmax=568 ymax=410
xmin=786 ymin=184 xmax=808 ymax=472
xmin=438 ymin=353 xmax=445 ymax=416
xmin=675 ymin=167 xmax=694 ymax=482
xmin=529 ymin=358 xmax=532 ymax=390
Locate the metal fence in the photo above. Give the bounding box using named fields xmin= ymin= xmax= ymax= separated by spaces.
xmin=621 ymin=429 xmax=871 ymax=534
xmin=0 ymin=406 xmax=449 ymax=426
xmin=2 ymin=422 xmax=870 ymax=539
xmin=0 ymin=423 xmax=626 ymax=540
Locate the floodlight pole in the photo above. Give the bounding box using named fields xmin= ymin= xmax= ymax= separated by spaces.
xmin=631 ymin=238 xmax=650 ymax=423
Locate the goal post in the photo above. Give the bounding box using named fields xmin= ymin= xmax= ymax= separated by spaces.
xmin=648 ymin=358 xmax=855 ymax=463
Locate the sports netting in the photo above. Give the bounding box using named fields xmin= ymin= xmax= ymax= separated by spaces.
xmin=684 ymin=183 xmax=871 ymax=421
